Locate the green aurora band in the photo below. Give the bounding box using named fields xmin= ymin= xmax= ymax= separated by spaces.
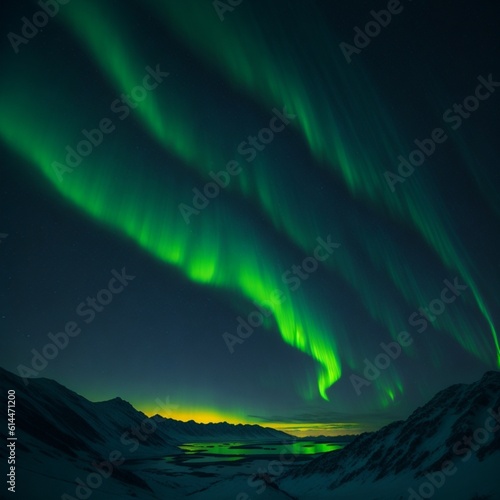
xmin=57 ymin=3 xmax=498 ymax=368
xmin=1 ymin=1 xmax=498 ymax=407
xmin=0 ymin=48 xmax=344 ymax=401
xmin=146 ymin=0 xmax=499 ymax=366
xmin=55 ymin=1 xmax=496 ymax=370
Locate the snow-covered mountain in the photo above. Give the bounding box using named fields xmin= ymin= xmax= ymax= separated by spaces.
xmin=280 ymin=371 xmax=500 ymax=499
xmin=2 ymin=367 xmax=498 ymax=499
xmin=154 ymin=416 xmax=291 ymax=442
xmin=0 ymin=367 xmax=290 ymax=498
xmin=0 ymin=367 xmax=289 ymax=449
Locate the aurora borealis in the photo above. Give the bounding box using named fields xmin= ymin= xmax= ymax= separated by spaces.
xmin=1 ymin=0 xmax=499 ymax=436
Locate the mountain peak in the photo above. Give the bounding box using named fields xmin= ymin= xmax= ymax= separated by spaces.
xmin=283 ymin=369 xmax=500 ymax=498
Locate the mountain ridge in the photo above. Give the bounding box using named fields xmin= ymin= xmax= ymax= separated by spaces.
xmin=279 ymin=370 xmax=500 ymax=499
xmin=0 ymin=366 xmax=292 ymax=445
xmin=1 ymin=367 xmax=498 ymax=499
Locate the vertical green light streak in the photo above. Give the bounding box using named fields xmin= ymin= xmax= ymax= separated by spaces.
xmin=0 ymin=76 xmax=341 ymax=400
xmin=147 ymin=0 xmax=498 ymax=365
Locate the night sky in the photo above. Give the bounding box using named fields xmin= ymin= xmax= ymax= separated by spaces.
xmin=1 ymin=0 xmax=499 ymax=436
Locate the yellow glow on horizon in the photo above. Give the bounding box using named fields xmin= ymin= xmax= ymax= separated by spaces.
xmin=267 ymin=421 xmax=367 ymax=437
xmin=139 ymin=403 xmax=368 ymax=437
xmin=140 ymin=405 xmax=251 ymax=426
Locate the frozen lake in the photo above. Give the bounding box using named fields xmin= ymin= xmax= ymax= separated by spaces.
xmin=174 ymin=440 xmax=344 ymax=462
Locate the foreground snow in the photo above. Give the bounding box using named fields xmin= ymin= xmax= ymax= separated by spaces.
xmin=1 ymin=368 xmax=499 ymax=499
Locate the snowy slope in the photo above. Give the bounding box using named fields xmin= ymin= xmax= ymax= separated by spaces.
xmin=0 ymin=367 xmax=289 ymax=454
xmin=280 ymin=371 xmax=500 ymax=499
xmin=0 ymin=367 xmax=290 ymax=499
xmin=2 ymin=367 xmax=499 ymax=499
